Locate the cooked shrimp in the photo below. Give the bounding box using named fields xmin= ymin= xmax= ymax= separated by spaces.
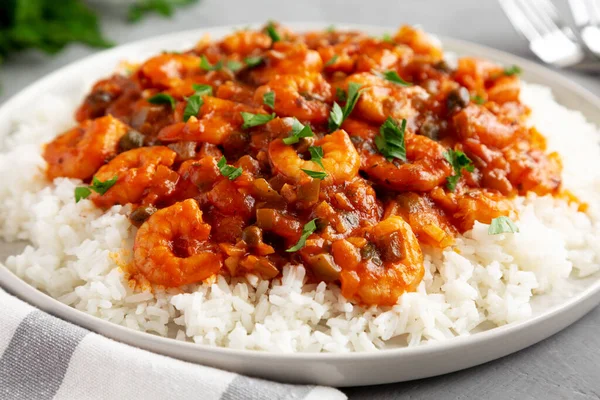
xmin=133 ymin=199 xmax=222 ymax=287
xmin=338 ymin=216 xmax=424 ymax=306
xmin=43 ymin=115 xmax=128 ymax=180
xmin=254 ymin=73 xmax=333 ymax=123
xmin=453 ymin=104 xmax=522 ymax=149
xmin=91 ymin=146 xmax=178 ymax=208
xmin=137 ymin=53 xmax=201 ymax=89
xmin=393 ymin=25 xmax=443 ymax=62
xmin=347 ymin=73 xmax=428 ymax=125
xmin=430 ymin=187 xmax=514 ymax=232
xmin=157 ymin=96 xmax=258 ymax=144
xmin=384 ymin=192 xmax=456 ymax=248
xmin=268 ymin=129 xmax=360 ymax=184
xmin=220 ymin=30 xmax=272 ymax=56
xmin=361 ymin=133 xmax=453 ymax=192
xmin=248 ymin=42 xmax=323 ymax=85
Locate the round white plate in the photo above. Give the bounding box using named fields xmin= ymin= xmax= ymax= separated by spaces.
xmin=1 ymin=22 xmax=600 ymax=387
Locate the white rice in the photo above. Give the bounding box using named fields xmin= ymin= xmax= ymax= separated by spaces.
xmin=1 ymin=82 xmax=600 ymax=353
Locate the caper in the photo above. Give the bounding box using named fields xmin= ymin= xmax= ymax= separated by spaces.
xmin=308 ymin=253 xmax=341 ymax=282
xmin=242 ymin=226 xmax=263 ymax=247
xmin=118 ymin=129 xmax=145 ymax=152
xmin=446 ymin=87 xmax=470 ymax=112
xmin=129 ymin=205 xmax=157 ymax=226
xmin=433 ymin=60 xmax=454 ymax=74
xmin=88 ymin=90 xmax=113 ymax=105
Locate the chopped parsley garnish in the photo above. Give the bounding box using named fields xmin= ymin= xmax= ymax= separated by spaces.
xmin=217 ymin=156 xmax=243 ymax=180
xmin=183 ymin=95 xmax=202 ymax=122
xmin=375 ymin=118 xmax=407 ymax=162
xmin=308 ymin=146 xmax=325 ymax=169
xmin=263 ymin=91 xmax=275 ymax=109
xmin=192 ymin=83 xmax=213 ymax=97
xmin=282 ymin=118 xmax=314 ymax=144
xmin=382 ymin=32 xmax=393 ymax=43
xmin=336 ymin=87 xmax=347 ymax=102
xmin=324 ymin=55 xmax=338 ymax=67
xmin=472 ymin=95 xmax=485 ymax=105
xmin=488 ymin=216 xmax=519 ymax=235
xmin=226 ymin=60 xmax=244 ymax=71
xmin=286 ymin=219 xmax=318 ymax=252
xmin=240 ymin=112 xmax=276 ymax=129
xmin=199 ymin=55 xmax=223 ymax=71
xmin=377 ymin=70 xmax=412 ymax=86
xmin=266 ymin=22 xmax=281 ymax=43
xmin=301 ymin=169 xmax=327 ymax=180
xmin=328 ymin=82 xmax=363 ymax=131
xmin=74 ymin=176 xmax=118 ymax=203
xmin=326 ymin=25 xmax=336 ymax=33
xmin=244 ymin=56 xmax=264 ymax=68
xmin=148 ymin=93 xmax=176 ymax=109
xmin=183 ymin=84 xmax=213 ymax=121
xmin=503 ymin=65 xmax=522 ymax=76
xmin=443 ymin=149 xmax=474 ymax=191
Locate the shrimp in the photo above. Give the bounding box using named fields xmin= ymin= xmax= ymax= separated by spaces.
xmin=361 ymin=133 xmax=453 ymax=192
xmin=91 ymin=146 xmax=178 ymax=208
xmin=133 ymin=199 xmax=223 ymax=287
xmin=43 ymin=115 xmax=129 ymax=180
xmin=268 ymin=129 xmax=360 ymax=184
xmin=254 ymin=73 xmax=333 ymax=123
xmin=384 ymin=192 xmax=456 ymax=248
xmin=429 ymin=187 xmax=514 ymax=232
xmin=393 ymin=25 xmax=443 ymax=62
xmin=247 ymin=42 xmax=323 ymax=86
xmin=452 ymin=104 xmax=522 ymax=149
xmin=157 ymin=96 xmax=258 ymax=144
xmin=346 ymin=73 xmax=429 ymax=125
xmin=137 ymin=53 xmax=201 ymax=89
xmin=220 ymin=30 xmax=272 ymax=56
xmin=337 ymin=216 xmax=424 ymax=306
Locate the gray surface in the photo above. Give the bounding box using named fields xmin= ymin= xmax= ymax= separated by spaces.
xmin=0 ymin=0 xmax=599 ymax=398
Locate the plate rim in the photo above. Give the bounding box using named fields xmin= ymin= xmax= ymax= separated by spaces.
xmin=1 ymin=21 xmax=599 ymax=366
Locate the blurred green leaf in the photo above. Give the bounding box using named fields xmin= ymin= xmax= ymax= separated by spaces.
xmin=128 ymin=0 xmax=199 ymax=23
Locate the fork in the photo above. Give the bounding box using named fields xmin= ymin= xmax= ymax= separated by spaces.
xmin=499 ymin=0 xmax=597 ymax=70
xmin=568 ymin=0 xmax=600 ymax=57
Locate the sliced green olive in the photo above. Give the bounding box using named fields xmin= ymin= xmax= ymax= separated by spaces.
xmin=256 ymin=209 xmax=278 ymax=230
xmin=446 ymin=87 xmax=470 ymax=112
xmin=308 ymin=253 xmax=341 ymax=282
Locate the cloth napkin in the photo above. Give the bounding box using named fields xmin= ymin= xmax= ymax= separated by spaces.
xmin=0 ymin=288 xmax=346 ymax=400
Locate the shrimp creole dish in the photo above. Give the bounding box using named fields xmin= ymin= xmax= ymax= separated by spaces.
xmin=1 ymin=23 xmax=599 ymax=352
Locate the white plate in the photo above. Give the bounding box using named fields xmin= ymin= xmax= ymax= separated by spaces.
xmin=1 ymin=22 xmax=600 ymax=387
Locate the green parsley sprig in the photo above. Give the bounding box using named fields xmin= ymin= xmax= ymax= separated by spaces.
xmin=199 ymin=55 xmax=223 ymax=71
xmin=75 ymin=176 xmax=118 ymax=203
xmin=148 ymin=93 xmax=176 ymax=109
xmin=302 ymin=146 xmax=327 ymax=180
xmin=443 ymin=149 xmax=474 ymax=191
xmin=375 ymin=118 xmax=407 ymax=162
xmin=240 ymin=112 xmax=276 ymax=129
xmin=244 ymin=56 xmax=264 ymax=68
xmin=265 ymin=22 xmax=281 ymax=43
xmin=286 ymin=219 xmax=318 ymax=252
xmin=217 ymin=156 xmax=243 ymax=180
xmin=263 ymin=91 xmax=275 ymax=109
xmin=377 ymin=70 xmax=412 ymax=86
xmin=488 ymin=216 xmax=519 ymax=235
xmin=282 ymin=118 xmax=313 ymax=144
xmin=328 ymin=82 xmax=363 ymax=131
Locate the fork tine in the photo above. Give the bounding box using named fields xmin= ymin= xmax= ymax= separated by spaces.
xmin=568 ymin=0 xmax=592 ymax=26
xmin=517 ymin=0 xmax=557 ymax=36
xmin=584 ymin=0 xmax=600 ymax=24
xmin=499 ymin=0 xmax=542 ymax=41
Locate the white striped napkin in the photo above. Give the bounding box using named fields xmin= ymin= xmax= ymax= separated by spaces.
xmin=0 ymin=288 xmax=346 ymax=400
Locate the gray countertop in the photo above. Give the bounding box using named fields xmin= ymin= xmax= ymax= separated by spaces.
xmin=1 ymin=0 xmax=599 ymax=398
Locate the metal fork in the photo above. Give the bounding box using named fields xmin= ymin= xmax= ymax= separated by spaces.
xmin=568 ymin=0 xmax=600 ymax=57
xmin=500 ymin=0 xmax=592 ymax=69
